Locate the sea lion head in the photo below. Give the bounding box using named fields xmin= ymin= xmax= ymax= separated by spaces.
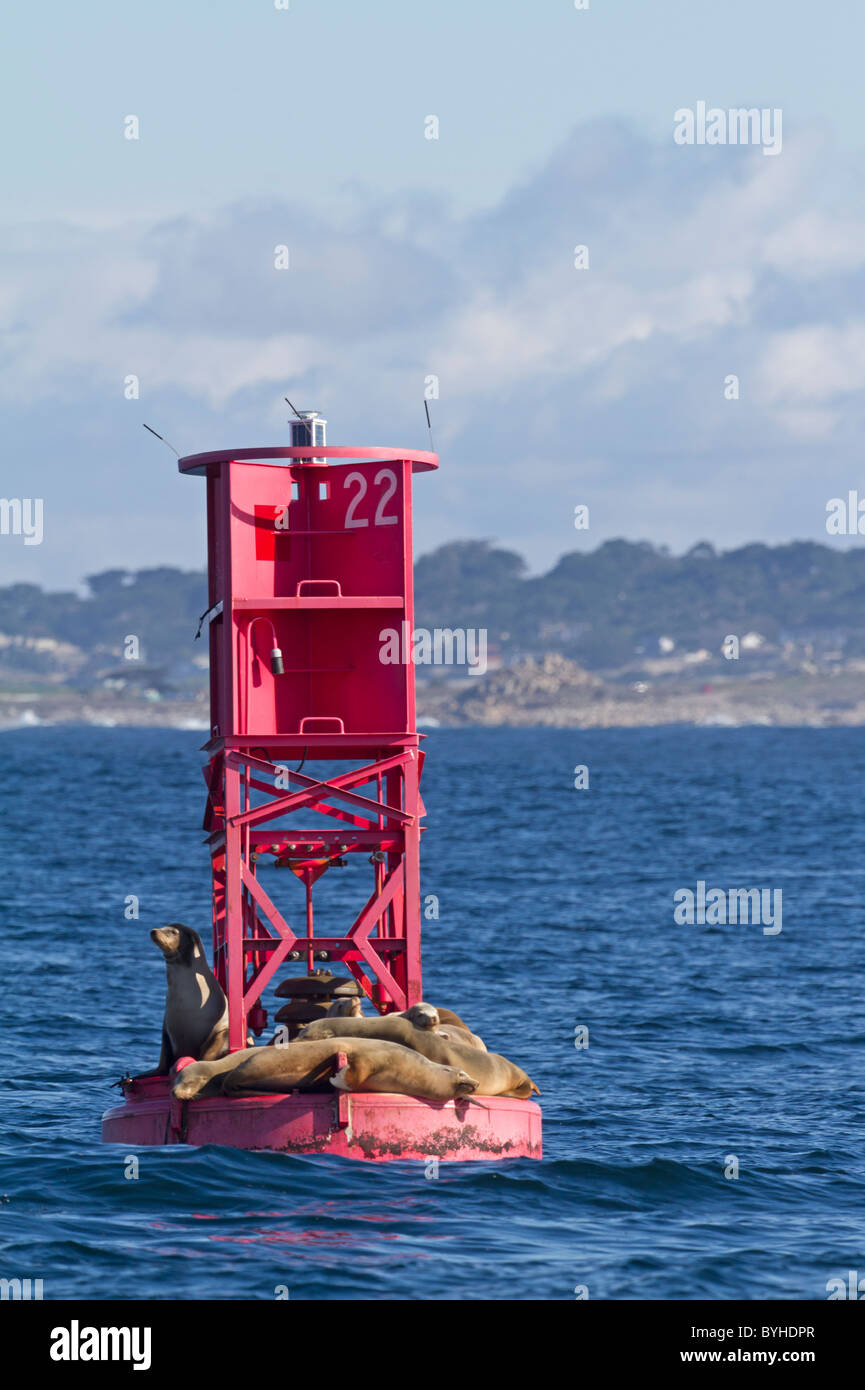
xmin=171 ymin=1060 xmax=213 ymax=1100
xmin=328 ymin=998 xmax=362 ymax=1018
xmin=404 ymin=1002 xmax=439 ymax=1029
xmin=452 ymin=1069 xmax=479 ymax=1098
xmin=150 ymin=923 xmax=201 ymax=965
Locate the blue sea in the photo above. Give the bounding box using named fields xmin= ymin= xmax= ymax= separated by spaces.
xmin=1 ymin=725 xmax=864 ymax=1301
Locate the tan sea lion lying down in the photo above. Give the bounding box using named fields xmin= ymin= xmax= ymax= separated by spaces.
xmin=327 ymin=998 xmax=362 ymax=1018
xmin=401 ymin=1003 xmax=487 ymax=1051
xmin=299 ymin=1009 xmax=539 ymax=1099
xmin=433 ymin=1007 xmax=473 ymax=1032
xmin=171 ymin=1037 xmax=479 ymax=1103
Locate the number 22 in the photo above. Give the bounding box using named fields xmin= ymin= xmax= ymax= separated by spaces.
xmin=343 ymin=468 xmax=398 ymax=528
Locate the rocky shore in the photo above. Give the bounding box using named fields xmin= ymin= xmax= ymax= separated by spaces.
xmin=415 ymin=654 xmax=865 ymax=729
xmin=0 ymin=689 xmax=211 ymax=731
xmin=3 ymin=654 xmax=865 ymax=731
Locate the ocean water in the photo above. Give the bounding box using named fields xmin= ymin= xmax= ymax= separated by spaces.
xmin=1 ymin=725 xmax=864 ymax=1301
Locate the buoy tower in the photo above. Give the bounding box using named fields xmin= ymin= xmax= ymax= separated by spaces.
xmin=102 ymin=422 xmax=542 ymax=1159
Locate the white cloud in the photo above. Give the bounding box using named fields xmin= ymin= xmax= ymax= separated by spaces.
xmin=758 ymin=323 xmax=865 ymax=405
xmin=3 ymin=120 xmax=865 ymax=583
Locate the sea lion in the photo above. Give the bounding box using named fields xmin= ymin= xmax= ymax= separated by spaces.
xmin=328 ymin=1041 xmax=478 ymax=1101
xmin=328 ymin=997 xmax=363 ymax=1017
xmin=435 ymin=1007 xmax=473 ymax=1032
xmin=403 ymin=1003 xmax=439 ymax=1029
xmin=177 ymin=1037 xmax=479 ymax=1102
xmin=170 ymin=1046 xmax=259 ymax=1100
xmin=298 ymin=1012 xmax=539 ymax=1099
xmin=142 ymin=924 xmax=229 ymax=1075
xmin=401 ymin=1002 xmax=486 ymax=1050
xmin=435 ymin=1025 xmax=487 ymax=1052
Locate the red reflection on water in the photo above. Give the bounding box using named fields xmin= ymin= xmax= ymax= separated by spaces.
xmin=210 ymin=1228 xmax=401 ymax=1247
xmin=187 ymin=1201 xmax=436 ymax=1226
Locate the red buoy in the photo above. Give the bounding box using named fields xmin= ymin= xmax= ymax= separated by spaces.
xmin=102 ymin=418 xmax=541 ymax=1159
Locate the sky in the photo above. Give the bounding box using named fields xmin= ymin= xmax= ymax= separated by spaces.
xmin=2 ymin=0 xmax=865 ymax=588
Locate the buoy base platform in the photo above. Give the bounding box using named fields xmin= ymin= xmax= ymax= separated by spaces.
xmin=102 ymin=1075 xmax=542 ymax=1161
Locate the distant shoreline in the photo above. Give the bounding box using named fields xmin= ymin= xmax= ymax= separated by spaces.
xmin=3 ymin=702 xmax=865 ymax=733
xmin=3 ymin=651 xmax=865 ymax=732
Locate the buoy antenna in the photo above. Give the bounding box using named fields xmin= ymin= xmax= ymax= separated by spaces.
xmin=424 ymin=399 xmax=435 ymax=451
xmin=142 ymin=423 xmax=180 ymax=458
xmin=284 ymin=396 xmax=302 ymax=419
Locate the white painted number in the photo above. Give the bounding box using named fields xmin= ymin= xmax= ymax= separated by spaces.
xmin=343 ymin=472 xmax=368 ymax=528
xmin=343 ymin=468 xmax=399 ymax=528
xmin=373 ymin=469 xmax=398 ymax=526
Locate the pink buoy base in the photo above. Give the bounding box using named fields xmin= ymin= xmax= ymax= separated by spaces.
xmin=102 ymin=1075 xmax=541 ymax=1161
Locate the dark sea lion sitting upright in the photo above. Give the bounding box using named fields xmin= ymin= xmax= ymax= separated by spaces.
xmin=141 ymin=924 xmax=229 ymax=1075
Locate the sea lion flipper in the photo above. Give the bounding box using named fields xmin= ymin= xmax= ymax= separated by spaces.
xmin=155 ymin=1024 xmax=172 ymax=1074
xmin=133 ymin=1025 xmax=171 ymax=1079
xmin=198 ymin=1025 xmax=230 ymax=1061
